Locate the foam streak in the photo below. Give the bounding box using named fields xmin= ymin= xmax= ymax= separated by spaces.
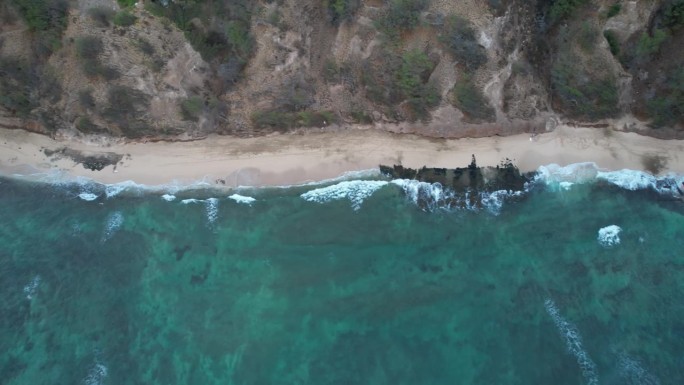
xmin=544 ymin=299 xmax=599 ymax=385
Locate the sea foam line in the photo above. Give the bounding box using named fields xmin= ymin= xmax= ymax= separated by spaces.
xmin=544 ymin=299 xmax=599 ymax=385
xmin=101 ymin=211 xmax=124 ymax=243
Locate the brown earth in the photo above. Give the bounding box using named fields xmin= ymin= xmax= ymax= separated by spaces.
xmin=0 ymin=0 xmax=681 ymax=142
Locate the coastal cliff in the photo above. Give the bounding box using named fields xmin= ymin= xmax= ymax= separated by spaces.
xmin=0 ymin=0 xmax=682 ymax=140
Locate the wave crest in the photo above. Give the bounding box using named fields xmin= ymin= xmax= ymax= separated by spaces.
xmin=301 ymin=180 xmax=389 ymax=210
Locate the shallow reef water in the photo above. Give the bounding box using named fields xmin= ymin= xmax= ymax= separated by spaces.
xmin=1 ymin=168 xmax=683 ymax=384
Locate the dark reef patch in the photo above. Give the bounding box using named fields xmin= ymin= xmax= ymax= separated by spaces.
xmin=43 ymin=147 xmax=123 ymax=171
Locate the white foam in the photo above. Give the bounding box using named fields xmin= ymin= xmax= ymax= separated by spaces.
xmin=206 ymin=198 xmax=219 ymax=224
xmin=102 ymin=211 xmax=124 ymax=243
xmin=161 ymin=194 xmax=176 ymax=202
xmin=391 ymin=179 xmax=523 ymax=214
xmin=84 ymin=363 xmax=108 ymax=385
xmin=535 ymin=163 xmax=599 ymax=185
xmin=23 ymin=275 xmax=41 ymax=300
xmin=391 ymin=179 xmax=456 ymax=211
xmin=544 ymin=299 xmax=599 ymax=385
xmin=596 ymin=169 xmax=657 ymax=191
xmin=617 ymin=352 xmax=660 ymax=385
xmin=598 ymin=225 xmax=622 ymax=247
xmin=535 ymin=163 xmax=683 ymax=196
xmin=481 ymin=190 xmax=523 ymax=215
xmin=228 ymin=193 xmax=256 ymax=205
xmin=78 ymin=193 xmax=99 ymax=201
xmin=181 ymin=198 xmax=202 ymax=204
xmin=301 ymin=180 xmax=388 ymax=210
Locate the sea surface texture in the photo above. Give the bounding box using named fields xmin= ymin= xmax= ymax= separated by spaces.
xmin=1 ymin=169 xmax=683 ymax=384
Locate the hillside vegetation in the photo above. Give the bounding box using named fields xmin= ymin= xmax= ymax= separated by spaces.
xmin=0 ymin=0 xmax=681 ymax=139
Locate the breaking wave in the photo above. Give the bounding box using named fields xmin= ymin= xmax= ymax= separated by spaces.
xmin=391 ymin=179 xmax=524 ymax=214
xmin=78 ymin=192 xmax=99 ymax=201
xmin=301 ymin=180 xmax=389 ymax=210
xmin=535 ymin=163 xmax=683 ymax=197
xmin=598 ymin=225 xmax=622 ymax=247
xmin=161 ymin=194 xmax=176 ymax=201
xmin=544 ymin=299 xmax=599 ymax=385
xmin=228 ymin=194 xmax=256 ymax=205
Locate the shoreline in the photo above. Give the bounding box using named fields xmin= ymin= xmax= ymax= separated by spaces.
xmin=1 ymin=126 xmax=683 ymax=188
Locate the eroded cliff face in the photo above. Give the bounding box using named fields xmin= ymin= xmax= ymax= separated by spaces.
xmin=0 ymin=0 xmax=682 ymax=140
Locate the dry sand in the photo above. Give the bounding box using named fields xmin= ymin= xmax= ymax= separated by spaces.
xmin=1 ymin=125 xmax=683 ymax=187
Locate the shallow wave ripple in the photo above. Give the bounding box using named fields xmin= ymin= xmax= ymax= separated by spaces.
xmin=83 ymin=362 xmax=107 ymax=385
xmin=101 ymin=211 xmax=124 ymax=243
xmin=617 ymin=352 xmax=660 ymax=385
xmin=544 ymin=299 xmax=599 ymax=385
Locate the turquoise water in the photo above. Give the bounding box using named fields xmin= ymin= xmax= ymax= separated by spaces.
xmin=1 ymin=173 xmax=683 ymax=384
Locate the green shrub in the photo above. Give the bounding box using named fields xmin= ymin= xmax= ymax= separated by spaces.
xmin=548 ymin=0 xmax=589 ymax=24
xmin=636 ymin=29 xmax=669 ymax=57
xmin=135 ymin=38 xmax=155 ymax=56
xmin=180 ymin=96 xmax=204 ymax=121
xmin=146 ymin=0 xmax=255 ymax=63
xmin=78 ymin=89 xmax=96 ymax=109
xmin=551 ymin=59 xmax=619 ymax=119
xmin=13 ymin=0 xmax=69 ymax=56
xmin=323 ymin=59 xmax=339 ymax=82
xmin=440 ymin=15 xmax=488 ymax=70
xmin=113 ymin=10 xmax=137 ymax=26
xmin=14 ymin=0 xmax=68 ymax=31
xmin=376 ymin=0 xmax=429 ymax=40
xmin=75 ymin=36 xmax=103 ymax=60
xmin=451 ymin=76 xmax=495 ymax=122
xmin=252 ymin=110 xmax=337 ymax=131
xmin=76 ymin=116 xmax=102 ymax=133
xmin=351 ymin=110 xmax=373 ymax=124
xmin=577 ymin=21 xmax=597 ymax=52
xmin=88 ymin=6 xmax=115 ymax=27
xmin=603 ymin=30 xmax=620 ymax=56
xmin=327 ymin=0 xmax=361 ymax=24
xmin=0 ymin=57 xmax=35 ymax=117
xmin=607 ymin=3 xmax=621 ymax=18
xmin=252 ymin=110 xmax=294 ymax=130
xmin=298 ymin=110 xmax=336 ymax=126
xmin=101 ymin=85 xmax=150 ymax=133
xmin=117 ymin=0 xmax=136 ymax=8
xmin=397 ymin=50 xmax=440 ymax=120
xmin=662 ymin=0 xmax=684 ymax=30
xmin=646 ymin=68 xmax=684 ymax=127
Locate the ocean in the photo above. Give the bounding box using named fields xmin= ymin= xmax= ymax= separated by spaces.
xmin=1 ymin=163 xmax=683 ymax=384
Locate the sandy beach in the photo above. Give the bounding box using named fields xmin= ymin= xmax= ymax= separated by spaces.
xmin=1 ymin=125 xmax=683 ymax=187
